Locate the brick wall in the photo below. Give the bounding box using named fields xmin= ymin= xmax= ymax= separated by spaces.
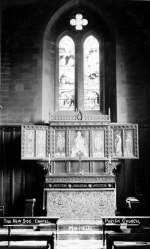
xmin=1 ymin=4 xmax=45 ymax=124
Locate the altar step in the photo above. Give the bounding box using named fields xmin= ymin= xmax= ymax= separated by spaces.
xmin=57 ymin=219 xmax=103 ymax=240
xmin=57 ymin=239 xmax=103 ymax=249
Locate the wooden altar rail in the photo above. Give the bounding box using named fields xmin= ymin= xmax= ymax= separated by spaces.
xmin=113 ymin=242 xmax=150 ymax=249
xmin=106 ymin=233 xmax=150 ymax=249
xmin=102 ymin=216 xmax=150 ymax=247
xmin=0 ymin=217 xmax=59 ymax=249
xmin=0 ymin=234 xmax=54 ymax=249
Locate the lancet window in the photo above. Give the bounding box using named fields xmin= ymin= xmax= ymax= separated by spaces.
xmin=58 ymin=34 xmax=101 ymax=112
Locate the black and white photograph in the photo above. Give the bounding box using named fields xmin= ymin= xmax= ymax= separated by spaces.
xmin=1 ymin=0 xmax=150 ymax=248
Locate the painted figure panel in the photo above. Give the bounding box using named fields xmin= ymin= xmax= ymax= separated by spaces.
xmin=36 ymin=129 xmax=46 ymax=158
xmin=124 ymin=129 xmax=134 ymax=157
xmin=55 ymin=130 xmax=66 ymax=157
xmin=70 ymin=130 xmax=89 ymax=158
xmin=92 ymin=130 xmax=105 ymax=157
xmin=113 ymin=130 xmax=123 ymax=157
xmin=24 ymin=129 xmax=35 ymax=158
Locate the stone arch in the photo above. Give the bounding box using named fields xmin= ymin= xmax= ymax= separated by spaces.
xmin=42 ymin=0 xmax=116 ymax=121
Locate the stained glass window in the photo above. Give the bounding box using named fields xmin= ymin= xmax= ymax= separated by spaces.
xmin=83 ymin=35 xmax=100 ymax=110
xmin=59 ymin=35 xmax=75 ymax=110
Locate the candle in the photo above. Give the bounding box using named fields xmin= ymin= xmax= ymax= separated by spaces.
xmin=108 ymin=107 xmax=111 ymax=118
xmin=48 ymin=153 xmax=51 ymax=164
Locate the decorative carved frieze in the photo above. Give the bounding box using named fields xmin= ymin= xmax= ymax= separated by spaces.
xmin=45 ymin=182 xmax=115 ymax=189
xmin=105 ymin=161 xmax=118 ymax=175
xmin=45 ymin=175 xmax=115 ymax=183
xmin=49 ymin=111 xmax=110 ymax=123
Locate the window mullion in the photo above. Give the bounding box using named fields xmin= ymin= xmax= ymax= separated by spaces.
xmin=75 ymin=40 xmax=83 ymax=111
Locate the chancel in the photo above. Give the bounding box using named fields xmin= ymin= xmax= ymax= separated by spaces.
xmin=0 ymin=0 xmax=150 ymax=249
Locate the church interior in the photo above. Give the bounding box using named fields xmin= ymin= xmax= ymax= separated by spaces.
xmin=1 ymin=0 xmax=150 ymax=248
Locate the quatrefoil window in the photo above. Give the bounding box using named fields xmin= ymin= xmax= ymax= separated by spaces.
xmin=70 ymin=13 xmax=88 ymax=30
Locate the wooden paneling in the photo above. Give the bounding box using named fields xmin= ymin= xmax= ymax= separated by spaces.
xmin=0 ymin=125 xmax=45 ymax=216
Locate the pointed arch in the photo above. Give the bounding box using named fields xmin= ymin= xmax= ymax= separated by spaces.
xmin=42 ymin=0 xmax=117 ymax=121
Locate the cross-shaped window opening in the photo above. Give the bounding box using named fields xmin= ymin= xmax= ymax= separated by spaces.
xmin=70 ymin=13 xmax=88 ymax=30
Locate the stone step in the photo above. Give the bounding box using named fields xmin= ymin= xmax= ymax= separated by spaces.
xmin=58 ymin=233 xmax=102 ymax=240
xmin=57 ymin=239 xmax=103 ymax=249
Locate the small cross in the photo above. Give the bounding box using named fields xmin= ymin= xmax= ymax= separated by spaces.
xmin=70 ymin=13 xmax=88 ymax=31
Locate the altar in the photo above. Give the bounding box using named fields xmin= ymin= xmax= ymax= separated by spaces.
xmin=44 ymin=175 xmax=116 ymax=219
xmin=21 ymin=111 xmax=139 ymax=219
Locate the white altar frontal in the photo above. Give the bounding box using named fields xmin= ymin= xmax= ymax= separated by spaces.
xmin=21 ymin=111 xmax=139 ymax=219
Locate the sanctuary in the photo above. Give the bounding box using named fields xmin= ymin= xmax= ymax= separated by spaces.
xmin=21 ymin=111 xmax=138 ymax=218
